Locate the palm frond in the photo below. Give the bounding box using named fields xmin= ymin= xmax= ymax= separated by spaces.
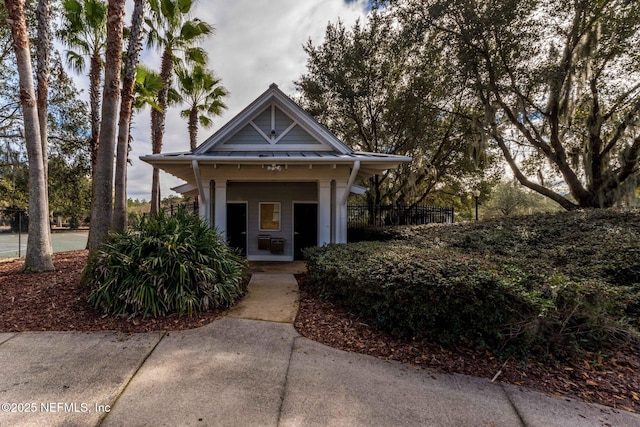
xmin=184 ymin=47 xmax=207 ymax=66
xmin=180 ymin=19 xmax=213 ymax=41
xmin=65 ymin=50 xmax=86 ymax=73
xmin=198 ymin=115 xmax=213 ymax=128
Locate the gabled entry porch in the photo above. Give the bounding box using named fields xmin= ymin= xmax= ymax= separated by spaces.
xmin=140 ymin=84 xmax=411 ymax=260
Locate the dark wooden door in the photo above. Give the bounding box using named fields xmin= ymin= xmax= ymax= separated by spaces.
xmin=294 ymin=203 xmax=317 ymax=260
xmin=226 ymin=203 xmax=247 ymax=256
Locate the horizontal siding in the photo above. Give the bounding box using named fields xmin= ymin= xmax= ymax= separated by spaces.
xmin=226 ymin=124 xmax=268 ymax=145
xmin=275 ymin=107 xmax=293 ymax=133
xmin=278 ymin=124 xmax=320 ymax=145
xmin=227 ymin=182 xmax=317 ymax=257
xmin=253 ymin=108 xmax=271 ymax=133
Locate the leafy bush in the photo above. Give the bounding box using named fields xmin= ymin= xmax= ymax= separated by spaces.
xmin=83 ymin=208 xmax=249 ymax=318
xmin=305 ymin=243 xmax=532 ymax=350
xmin=305 ymin=209 xmax=640 ymax=359
xmin=347 ymin=226 xmax=400 ymax=242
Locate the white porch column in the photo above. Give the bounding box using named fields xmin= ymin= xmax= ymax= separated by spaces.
xmin=318 ymin=179 xmax=331 ymax=246
xmin=214 ymin=179 xmax=227 ymax=240
xmin=199 ymin=182 xmax=210 ymax=223
xmin=192 ymin=160 xmax=209 ymax=224
xmin=334 ymin=179 xmax=348 ymax=243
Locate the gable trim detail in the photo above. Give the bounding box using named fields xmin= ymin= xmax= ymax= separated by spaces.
xmin=194 ymin=84 xmax=352 ymax=155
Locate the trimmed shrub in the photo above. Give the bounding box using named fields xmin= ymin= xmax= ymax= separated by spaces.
xmin=354 ymin=209 xmax=640 ymax=323
xmin=83 ymin=208 xmax=249 ymax=318
xmin=305 ymin=243 xmax=531 ymax=351
xmin=347 ymin=226 xmax=401 ymax=242
xmin=304 ymin=236 xmax=638 ymax=359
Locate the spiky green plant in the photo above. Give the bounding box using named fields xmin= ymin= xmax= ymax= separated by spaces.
xmin=83 ymin=207 xmax=248 ymax=318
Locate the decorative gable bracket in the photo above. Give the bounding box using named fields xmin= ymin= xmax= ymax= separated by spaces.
xmin=248 ymin=104 xmax=300 ymax=145
xmin=193 ymin=83 xmax=353 ymax=155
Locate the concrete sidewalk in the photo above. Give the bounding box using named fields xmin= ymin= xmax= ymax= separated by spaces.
xmin=1 ymin=268 xmax=638 ymax=426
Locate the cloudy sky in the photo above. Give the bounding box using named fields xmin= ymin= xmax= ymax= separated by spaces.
xmin=68 ymin=0 xmax=371 ymax=201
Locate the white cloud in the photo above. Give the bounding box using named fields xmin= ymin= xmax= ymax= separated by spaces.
xmin=120 ymin=0 xmax=369 ymax=201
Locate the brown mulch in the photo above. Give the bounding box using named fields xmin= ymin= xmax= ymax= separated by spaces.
xmin=0 ymin=251 xmax=225 ymax=333
xmin=293 ymin=274 xmax=640 ymax=414
xmin=1 ymin=251 xmax=639 ymax=413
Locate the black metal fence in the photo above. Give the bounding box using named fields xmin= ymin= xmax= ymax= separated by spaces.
xmin=1 ymin=209 xmax=28 ymax=258
xmin=347 ymin=204 xmax=454 ymax=228
xmin=162 ymin=202 xmax=199 ymax=216
xmin=1 ymin=208 xmax=28 ymax=232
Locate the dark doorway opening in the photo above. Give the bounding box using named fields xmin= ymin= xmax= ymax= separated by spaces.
xmin=294 ymin=203 xmax=317 ymax=260
xmin=227 ymin=203 xmax=247 ymax=256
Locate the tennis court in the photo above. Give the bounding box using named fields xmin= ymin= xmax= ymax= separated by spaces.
xmin=0 ymin=231 xmax=88 ymax=259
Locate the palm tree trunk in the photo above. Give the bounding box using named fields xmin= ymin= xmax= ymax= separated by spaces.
xmin=36 ymin=0 xmax=51 ymax=252
xmin=149 ymin=48 xmax=173 ymax=215
xmin=151 ymin=166 xmax=161 ymax=214
xmin=86 ymin=53 xmax=101 ymax=247
xmin=89 ymin=52 xmax=102 ymax=177
xmin=88 ymin=0 xmax=125 ymax=249
xmin=36 ymin=0 xmax=49 ymax=186
xmin=113 ymin=0 xmax=145 ymax=232
xmin=189 ymin=106 xmax=198 ymax=150
xmin=150 ymin=108 xmax=161 ymax=215
xmin=6 ymin=0 xmax=54 ymax=271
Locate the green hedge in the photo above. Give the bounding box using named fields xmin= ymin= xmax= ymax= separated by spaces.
xmin=304 ymin=238 xmax=637 ymax=359
xmin=83 ymin=208 xmax=249 ymax=318
xmin=305 ymin=243 xmax=528 ymax=346
xmin=351 ymin=209 xmax=640 ymax=325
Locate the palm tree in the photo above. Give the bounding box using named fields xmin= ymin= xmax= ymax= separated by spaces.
xmin=57 ymin=0 xmax=107 ymax=176
xmin=175 ymin=64 xmax=228 ymax=151
xmin=113 ymin=0 xmax=146 ymax=232
xmin=114 ymin=66 xmax=163 ymax=230
xmin=87 ymin=0 xmax=125 ymax=249
xmin=36 ymin=0 xmax=52 ymax=253
xmin=5 ymin=0 xmax=54 ymax=271
xmin=145 ymin=0 xmax=212 ymax=214
xmin=133 ymin=64 xmax=164 ymax=111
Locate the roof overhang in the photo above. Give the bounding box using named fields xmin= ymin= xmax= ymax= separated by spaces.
xmin=170 ymin=183 xmax=198 ymax=197
xmin=140 ymin=151 xmax=411 ymax=182
xmin=140 ymin=84 xmax=412 ymax=196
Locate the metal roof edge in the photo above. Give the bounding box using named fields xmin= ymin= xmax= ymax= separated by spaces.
xmin=140 ymin=153 xmax=412 ymax=164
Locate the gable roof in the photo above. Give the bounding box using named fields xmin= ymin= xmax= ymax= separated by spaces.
xmin=194 ymin=83 xmax=353 ymax=155
xmin=140 ymin=84 xmax=412 ymax=186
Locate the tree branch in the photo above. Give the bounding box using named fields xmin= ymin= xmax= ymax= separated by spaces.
xmin=493 ymin=130 xmax=578 ymax=210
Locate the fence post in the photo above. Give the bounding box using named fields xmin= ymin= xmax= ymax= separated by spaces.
xmin=18 ymin=211 xmax=22 ymax=258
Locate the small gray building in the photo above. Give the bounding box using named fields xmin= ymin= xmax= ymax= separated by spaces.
xmin=141 ymin=84 xmax=411 ymax=261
